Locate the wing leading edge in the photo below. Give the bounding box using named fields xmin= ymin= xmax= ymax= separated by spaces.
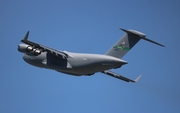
xmin=102 ymin=70 xmax=142 ymax=82
xmin=21 ymin=31 xmax=68 ymax=59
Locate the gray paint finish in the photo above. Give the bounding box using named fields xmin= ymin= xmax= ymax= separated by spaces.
xmin=18 ymin=28 xmax=164 ymax=82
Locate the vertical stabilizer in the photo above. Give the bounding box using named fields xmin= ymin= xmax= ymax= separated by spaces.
xmin=105 ymin=28 xmax=164 ymax=58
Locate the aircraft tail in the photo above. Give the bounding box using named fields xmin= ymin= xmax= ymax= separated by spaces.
xmin=105 ymin=28 xmax=165 ymax=58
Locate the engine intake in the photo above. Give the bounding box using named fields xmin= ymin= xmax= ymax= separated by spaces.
xmin=26 ymin=46 xmax=33 ymax=52
xmin=33 ymin=49 xmax=41 ymax=55
xmin=18 ymin=44 xmax=41 ymax=56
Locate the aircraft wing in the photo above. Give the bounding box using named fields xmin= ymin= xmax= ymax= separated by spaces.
xmin=21 ymin=31 xmax=68 ymax=59
xmin=102 ymin=70 xmax=142 ymax=82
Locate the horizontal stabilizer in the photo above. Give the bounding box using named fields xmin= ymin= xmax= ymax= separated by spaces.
xmin=120 ymin=28 xmax=165 ymax=47
xmin=142 ymin=37 xmax=165 ymax=47
xmin=120 ymin=28 xmax=146 ymax=37
xmin=102 ymin=70 xmax=142 ymax=83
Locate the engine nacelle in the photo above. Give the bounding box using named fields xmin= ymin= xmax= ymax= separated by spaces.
xmin=18 ymin=44 xmax=41 ymax=56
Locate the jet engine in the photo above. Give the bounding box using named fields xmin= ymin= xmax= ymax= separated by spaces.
xmin=18 ymin=44 xmax=41 ymax=56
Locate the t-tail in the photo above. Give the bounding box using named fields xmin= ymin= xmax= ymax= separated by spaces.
xmin=106 ymin=28 xmax=165 ymax=58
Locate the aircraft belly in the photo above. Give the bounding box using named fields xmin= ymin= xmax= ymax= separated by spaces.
xmin=61 ymin=55 xmax=125 ymax=75
xmin=65 ymin=61 xmax=120 ymax=75
xmin=23 ymin=52 xmax=125 ymax=76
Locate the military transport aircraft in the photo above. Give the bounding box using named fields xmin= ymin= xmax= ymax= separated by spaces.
xmin=18 ymin=28 xmax=165 ymax=82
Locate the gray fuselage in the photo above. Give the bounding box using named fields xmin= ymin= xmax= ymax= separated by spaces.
xmin=23 ymin=51 xmax=127 ymax=76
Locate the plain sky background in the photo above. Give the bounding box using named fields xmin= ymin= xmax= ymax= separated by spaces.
xmin=1 ymin=0 xmax=180 ymax=113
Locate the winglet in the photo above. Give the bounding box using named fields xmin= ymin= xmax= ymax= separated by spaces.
xmin=24 ymin=31 xmax=29 ymax=40
xmin=134 ymin=75 xmax=142 ymax=82
xmin=101 ymin=70 xmax=142 ymax=83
